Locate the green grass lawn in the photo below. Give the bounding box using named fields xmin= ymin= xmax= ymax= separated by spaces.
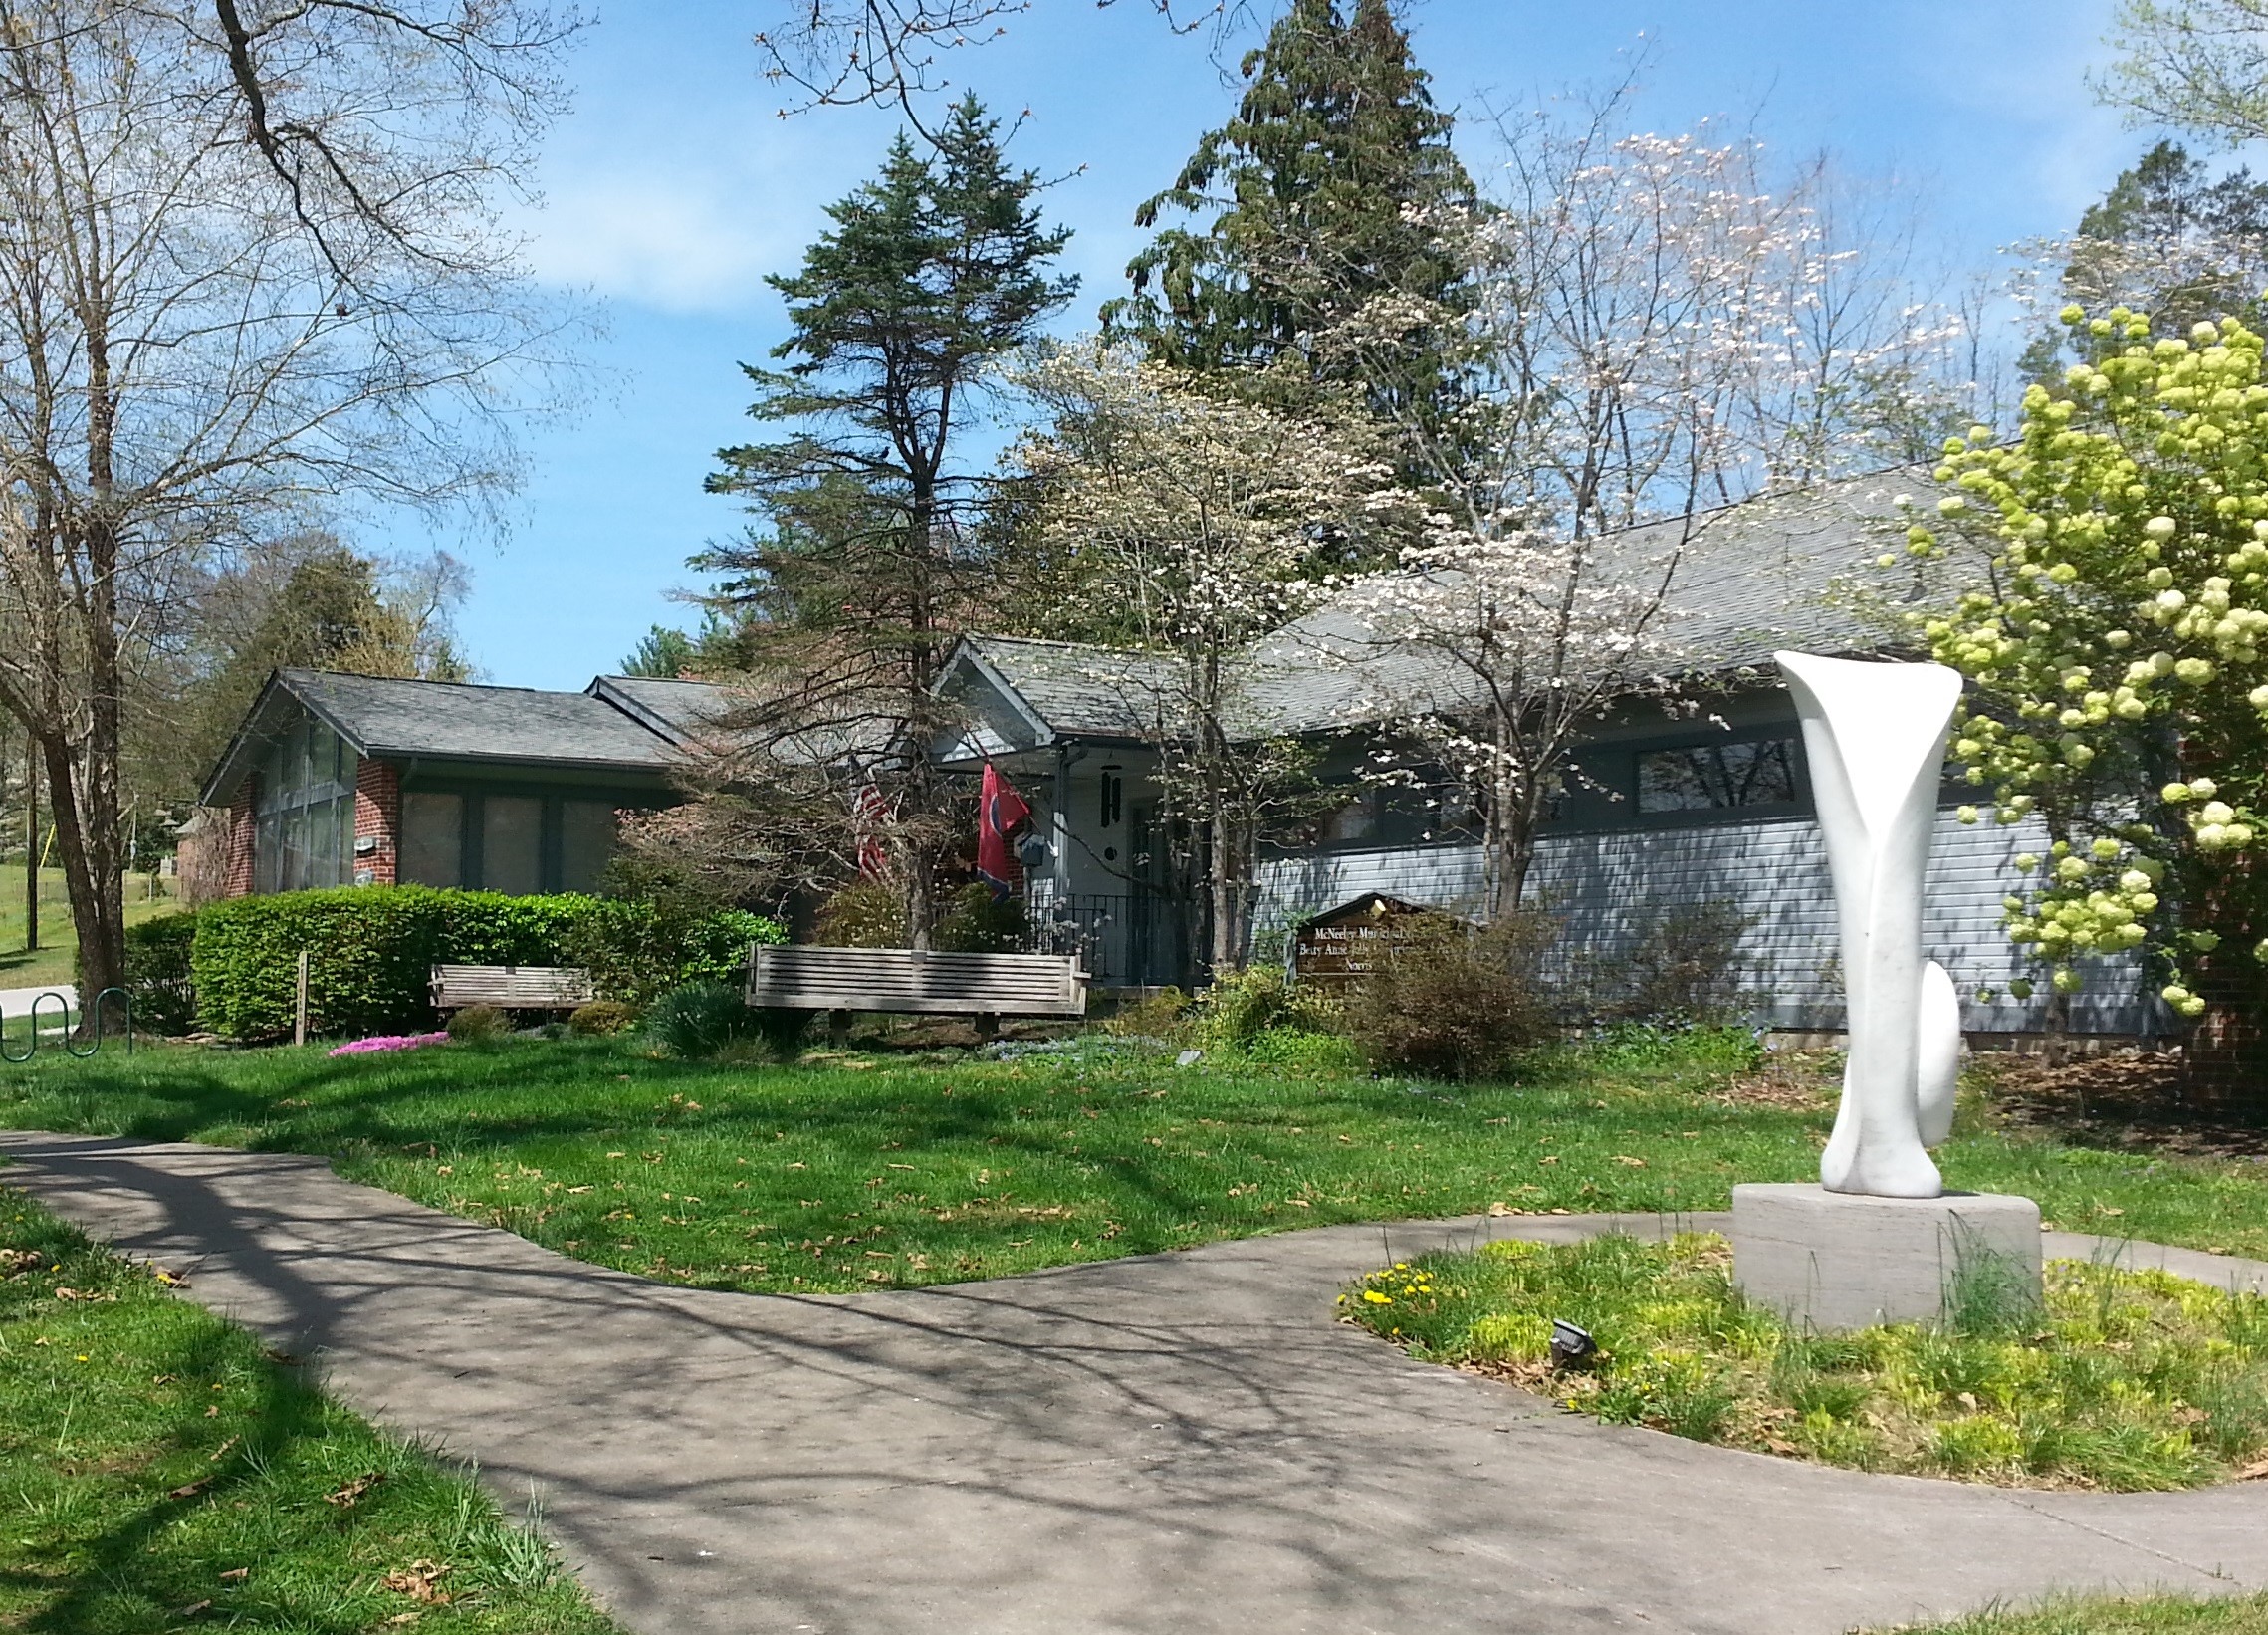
xmin=0 ymin=1186 xmax=620 ymax=1633
xmin=2 ymin=1032 xmax=2265 ymax=1294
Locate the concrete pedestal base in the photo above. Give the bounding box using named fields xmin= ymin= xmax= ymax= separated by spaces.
xmin=1731 ymin=1183 xmax=2042 ymax=1331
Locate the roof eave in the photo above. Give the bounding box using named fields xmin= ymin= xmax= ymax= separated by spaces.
xmin=943 ymin=640 xmax=1058 ymax=746
xmin=198 ymin=670 xmax=378 ymax=807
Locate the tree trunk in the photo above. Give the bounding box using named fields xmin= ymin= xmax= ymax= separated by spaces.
xmin=40 ymin=729 xmax=122 ymax=1000
xmin=1207 ymin=814 xmax=1241 ymax=975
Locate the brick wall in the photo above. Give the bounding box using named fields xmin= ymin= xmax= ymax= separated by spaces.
xmin=223 ymin=781 xmax=256 ymax=898
xmin=354 ymin=758 xmax=400 ymax=886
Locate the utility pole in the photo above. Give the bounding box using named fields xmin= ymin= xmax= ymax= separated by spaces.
xmin=23 ymin=732 xmax=36 ymax=952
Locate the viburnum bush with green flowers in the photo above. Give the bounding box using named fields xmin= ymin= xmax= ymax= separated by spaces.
xmin=1904 ymin=303 xmax=2268 ymax=1020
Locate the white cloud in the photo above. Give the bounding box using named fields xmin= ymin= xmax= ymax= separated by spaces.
xmin=512 ymin=167 xmax=808 ymax=315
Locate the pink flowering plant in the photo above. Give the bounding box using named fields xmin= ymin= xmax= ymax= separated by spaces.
xmin=328 ymin=1032 xmax=449 ymax=1057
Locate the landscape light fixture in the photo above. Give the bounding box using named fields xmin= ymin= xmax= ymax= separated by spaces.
xmin=1548 ymin=1319 xmax=1597 ymax=1369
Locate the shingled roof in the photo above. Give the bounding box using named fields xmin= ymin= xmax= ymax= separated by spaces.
xmin=201 ymin=669 xmax=698 ymax=804
xmin=954 ymin=636 xmax=1187 ymax=742
xmin=585 ymin=674 xmax=739 ymax=744
xmin=944 ymin=476 xmax=1913 ymax=746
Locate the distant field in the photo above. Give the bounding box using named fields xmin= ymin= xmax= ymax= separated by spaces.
xmin=0 ymin=864 xmax=179 ymax=990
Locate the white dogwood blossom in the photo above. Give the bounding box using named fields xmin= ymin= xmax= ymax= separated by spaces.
xmin=1012 ymin=343 xmax=1421 ymax=967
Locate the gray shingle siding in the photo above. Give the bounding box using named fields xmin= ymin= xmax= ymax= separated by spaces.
xmin=1254 ymin=810 xmax=2154 ymax=1036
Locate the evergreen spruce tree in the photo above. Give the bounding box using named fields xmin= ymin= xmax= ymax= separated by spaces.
xmin=2023 ymin=140 xmax=2268 ymax=382
xmin=694 ymin=95 xmax=1074 ymax=941
xmin=1101 ymin=0 xmax=1473 ymax=430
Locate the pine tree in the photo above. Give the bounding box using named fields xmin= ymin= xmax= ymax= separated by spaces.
xmin=619 ymin=626 xmax=697 ymax=679
xmin=694 ymin=95 xmax=1074 ymax=941
xmin=2022 ymin=140 xmax=2268 ymax=382
xmin=1101 ymin=0 xmax=1473 ymax=428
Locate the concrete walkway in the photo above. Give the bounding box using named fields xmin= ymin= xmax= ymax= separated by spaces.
xmin=4 ymin=1131 xmax=2268 ymax=1635
xmin=0 ymin=983 xmax=74 ymax=1022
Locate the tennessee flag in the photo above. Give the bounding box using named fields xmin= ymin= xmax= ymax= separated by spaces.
xmin=977 ymin=763 xmax=1032 ymax=900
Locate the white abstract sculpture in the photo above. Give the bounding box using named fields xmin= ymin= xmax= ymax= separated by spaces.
xmin=1777 ymin=652 xmax=1965 ymax=1199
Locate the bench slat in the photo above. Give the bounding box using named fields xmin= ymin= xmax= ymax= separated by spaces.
xmin=430 ymin=964 xmax=595 ymax=1010
xmin=747 ymin=945 xmax=1086 ymax=1019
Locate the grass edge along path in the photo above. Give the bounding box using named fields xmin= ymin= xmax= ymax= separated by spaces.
xmin=1343 ymin=1232 xmax=2268 ymax=1493
xmin=0 ymin=1184 xmax=623 ymax=1634
xmin=1889 ymin=1590 xmax=2268 ymax=1635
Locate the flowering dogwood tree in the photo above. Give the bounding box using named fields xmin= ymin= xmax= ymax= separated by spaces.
xmin=1013 ymin=344 xmax=1417 ymax=969
xmin=1310 ymin=95 xmax=1968 ymax=916
xmin=1324 ymin=98 xmax=1970 ymax=541
xmin=1911 ymin=304 xmax=2268 ymax=1076
xmin=1324 ymin=531 xmax=1683 ymax=918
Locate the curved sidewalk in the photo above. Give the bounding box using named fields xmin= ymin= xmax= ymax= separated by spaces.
xmin=4 ymin=1129 xmax=2267 ymax=1635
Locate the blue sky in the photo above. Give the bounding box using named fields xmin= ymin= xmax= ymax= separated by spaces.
xmin=398 ymin=0 xmax=2151 ymax=688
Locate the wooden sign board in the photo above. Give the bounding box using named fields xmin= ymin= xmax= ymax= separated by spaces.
xmin=1290 ymin=893 xmax=1458 ymax=983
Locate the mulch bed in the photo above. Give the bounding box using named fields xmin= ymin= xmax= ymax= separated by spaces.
xmin=1972 ymin=1047 xmax=2268 ymax=1160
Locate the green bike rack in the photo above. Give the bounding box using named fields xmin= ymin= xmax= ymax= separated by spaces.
xmin=1 ymin=987 xmax=133 ymax=1061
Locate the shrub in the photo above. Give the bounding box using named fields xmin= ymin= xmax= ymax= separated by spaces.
xmin=446 ymin=1004 xmax=510 ymax=1043
xmin=1239 ymin=1026 xmax=1365 ymax=1074
xmin=1191 ymin=964 xmax=1342 ymax=1049
xmin=567 ymin=1000 xmax=636 ymax=1037
xmin=122 ymin=912 xmax=199 ymax=1035
xmin=1579 ymin=1021 xmax=1766 ymax=1075
xmin=932 ymin=883 xmax=1027 ymax=954
xmin=815 ymin=881 xmax=903 ymax=948
xmin=553 ymin=898 xmax=784 ymax=1009
xmin=190 ymin=887 xmax=785 ymax=1042
xmin=1571 ymin=898 xmax=1758 ymax=1027
xmin=1344 ymin=913 xmax=1556 ymax=1079
xmin=643 ymin=983 xmax=796 ymax=1061
xmin=1105 ymin=985 xmax=1191 ymax=1039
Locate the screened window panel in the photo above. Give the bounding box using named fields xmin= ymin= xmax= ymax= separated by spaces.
xmin=282 ymin=804 xmax=310 ymax=891
xmin=400 ymin=793 xmax=464 ymax=887
xmin=311 ymin=795 xmax=341 ymax=886
xmin=560 ymin=801 xmax=617 ymax=894
xmin=254 ymin=809 xmax=282 ymax=893
xmin=483 ymin=796 xmax=543 ymax=895
xmin=337 ymin=797 xmax=357 ymax=884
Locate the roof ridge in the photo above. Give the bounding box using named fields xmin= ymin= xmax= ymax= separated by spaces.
xmin=280 ymin=667 xmax=587 ymax=702
xmin=968 ymin=632 xmax=1153 ymax=655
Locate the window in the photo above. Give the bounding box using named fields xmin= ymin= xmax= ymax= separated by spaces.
xmin=560 ymin=801 xmax=617 ymax=893
xmin=1319 ymin=794 xmax=1378 ymax=845
xmin=400 ymin=793 xmax=464 ymax=887
xmin=482 ymin=797 xmax=544 ymax=896
xmin=1636 ymin=738 xmax=1799 ymax=815
xmin=254 ymin=718 xmax=357 ymax=892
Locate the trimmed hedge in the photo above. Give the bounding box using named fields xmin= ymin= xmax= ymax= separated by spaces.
xmin=189 ymin=887 xmax=785 ymax=1042
xmin=122 ymin=913 xmax=199 ymax=1035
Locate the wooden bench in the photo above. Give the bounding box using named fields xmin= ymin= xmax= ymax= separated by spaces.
xmin=746 ymin=945 xmax=1087 ymax=1042
xmin=429 ymin=964 xmax=595 ymax=1017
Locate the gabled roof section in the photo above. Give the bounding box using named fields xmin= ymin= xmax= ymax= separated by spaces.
xmin=201 ymin=669 xmax=685 ymax=805
xmin=950 ymin=636 xmax=1185 ymax=742
xmin=585 ymin=675 xmax=738 ymax=745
